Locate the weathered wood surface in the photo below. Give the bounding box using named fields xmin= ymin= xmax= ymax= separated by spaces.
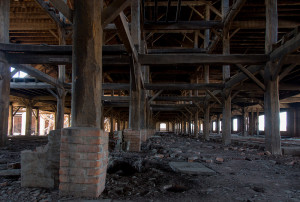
xmin=139 ymin=54 xmax=269 ymax=65
xmin=144 ymin=83 xmax=224 ymax=90
xmin=264 ymin=0 xmax=281 ymax=155
xmin=0 ymin=0 xmax=10 ymax=146
xmin=71 ymin=0 xmax=103 ymax=128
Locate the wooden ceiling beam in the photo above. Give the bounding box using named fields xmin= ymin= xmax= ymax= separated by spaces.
xmin=102 ymin=0 xmax=132 ymax=27
xmin=49 ymin=0 xmax=73 ymax=22
xmin=145 ymin=83 xmax=224 ymax=90
xmin=139 ymin=54 xmax=269 ymax=65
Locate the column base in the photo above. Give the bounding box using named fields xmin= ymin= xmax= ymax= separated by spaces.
xmin=59 ymin=127 xmax=108 ymax=198
xmin=123 ymin=129 xmax=141 ymax=152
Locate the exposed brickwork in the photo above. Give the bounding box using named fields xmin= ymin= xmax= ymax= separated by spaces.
xmin=59 ymin=127 xmax=108 ymax=198
xmin=123 ymin=129 xmax=141 ymax=152
xmin=140 ymin=129 xmax=147 ymax=142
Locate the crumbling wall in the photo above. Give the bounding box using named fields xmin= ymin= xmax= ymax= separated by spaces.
xmin=21 ymin=130 xmax=61 ymax=188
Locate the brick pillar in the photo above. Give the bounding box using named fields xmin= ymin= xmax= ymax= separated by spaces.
xmin=123 ymin=129 xmax=141 ymax=152
xmin=59 ymin=127 xmax=108 ymax=197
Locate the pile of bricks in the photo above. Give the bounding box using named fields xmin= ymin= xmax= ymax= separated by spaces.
xmin=59 ymin=127 xmax=108 ymax=197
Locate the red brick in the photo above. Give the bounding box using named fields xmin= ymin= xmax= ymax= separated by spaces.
xmin=87 ymin=167 xmax=106 ymax=176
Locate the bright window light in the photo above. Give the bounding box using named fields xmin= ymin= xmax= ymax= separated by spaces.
xmin=160 ymin=123 xmax=166 ymax=131
xmin=259 ymin=115 xmax=264 ymax=131
xmin=233 ymin=118 xmax=238 ymax=131
xmin=220 ymin=121 xmax=222 ymax=131
xmin=213 ymin=122 xmax=216 ymax=131
xmin=259 ymin=112 xmax=287 ymax=132
xmin=11 ymin=67 xmax=28 ymax=78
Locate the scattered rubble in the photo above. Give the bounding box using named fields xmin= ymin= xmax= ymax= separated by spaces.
xmin=0 ymin=133 xmax=300 ymax=201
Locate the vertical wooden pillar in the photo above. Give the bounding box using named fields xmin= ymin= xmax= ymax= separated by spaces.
xmin=0 ymin=0 xmax=10 ymax=146
xmin=222 ymin=0 xmax=231 ymax=146
xmin=71 ymin=0 xmax=103 ymax=128
xmin=35 ymin=109 xmax=40 ymax=135
xmin=25 ymin=105 xmax=33 ymax=136
xmin=8 ymin=104 xmax=13 ymax=136
xmin=203 ymin=101 xmax=210 ymax=140
xmin=249 ymin=109 xmax=254 ymax=135
xmin=110 ymin=116 xmax=113 ymax=132
xmin=129 ymin=0 xmax=142 ymax=130
xmin=242 ymin=108 xmax=248 ymax=136
xmin=216 ymin=114 xmax=221 ymax=135
xmin=264 ymin=0 xmax=281 ymax=154
xmin=255 ymin=108 xmax=259 ymax=135
xmin=56 ymin=27 xmax=66 ymax=130
xmin=287 ymin=108 xmax=295 ymax=137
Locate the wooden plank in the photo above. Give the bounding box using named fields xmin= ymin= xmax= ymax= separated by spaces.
xmin=10 ymin=82 xmax=54 ymax=89
xmin=102 ymin=0 xmax=132 ymax=27
xmin=114 ymin=12 xmax=138 ymax=61
xmin=0 ymin=43 xmax=126 ymax=54
xmin=264 ymin=0 xmax=281 ymax=155
xmin=35 ymin=0 xmax=64 ymax=27
xmin=279 ymin=64 xmax=297 ymax=81
xmin=6 ymin=53 xmax=129 ymax=65
xmin=149 ymin=89 xmax=163 ymax=103
xmin=225 ymin=65 xmax=264 ymax=89
xmin=270 ymin=32 xmax=300 ymax=62
xmin=139 ymin=54 xmax=269 ymax=65
xmin=144 ymin=21 xmax=222 ymax=31
xmin=149 ymin=96 xmax=205 ymax=101
xmin=13 ymin=64 xmax=63 ymax=89
xmin=102 ymin=83 xmax=130 ymax=90
xmin=145 ymin=83 xmax=224 ymax=90
xmin=0 ymin=0 xmax=10 ymax=146
xmin=50 ymin=0 xmax=73 ymax=22
xmin=145 ymin=1 xmax=208 ymax=6
xmin=102 ymin=96 xmax=130 ymax=101
xmin=206 ymin=89 xmax=222 ymax=105
xmin=236 ymin=64 xmax=265 ymax=91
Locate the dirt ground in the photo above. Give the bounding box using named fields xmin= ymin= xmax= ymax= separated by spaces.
xmin=0 ymin=133 xmax=300 ymax=202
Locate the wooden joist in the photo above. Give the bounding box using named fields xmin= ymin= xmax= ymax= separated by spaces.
xmin=225 ymin=65 xmax=264 ymax=89
xmin=12 ymin=64 xmax=63 ymax=89
xmin=144 ymin=21 xmax=223 ymax=31
xmin=102 ymin=0 xmax=132 ymax=27
xmin=145 ymin=83 xmax=224 ymax=90
xmin=10 ymin=82 xmax=55 ymax=89
xmin=139 ymin=54 xmax=269 ymax=65
xmin=149 ymin=96 xmax=205 ymax=101
xmin=0 ymin=43 xmax=126 ymax=54
xmin=49 ymin=0 xmax=73 ymax=22
xmin=236 ymin=64 xmax=265 ymax=91
xmin=102 ymin=83 xmax=130 ymax=90
xmin=35 ymin=0 xmax=64 ymax=28
xmin=6 ymin=53 xmax=129 ymax=65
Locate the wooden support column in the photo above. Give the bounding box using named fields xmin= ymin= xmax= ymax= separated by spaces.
xmin=203 ymin=101 xmax=210 ymax=141
xmin=25 ymin=105 xmax=33 ymax=136
xmin=249 ymin=109 xmax=254 ymax=135
xmin=222 ymin=0 xmax=231 ymax=146
xmin=71 ymin=0 xmax=103 ymax=128
xmin=35 ymin=109 xmax=40 ymax=136
xmin=8 ymin=104 xmax=13 ymax=136
xmin=55 ymin=27 xmax=67 ymax=130
xmin=264 ymin=0 xmax=281 ymax=154
xmin=242 ymin=108 xmax=248 ymax=136
xmin=255 ymin=108 xmax=259 ymax=135
xmin=128 ymin=0 xmax=142 ymax=130
xmin=203 ymin=5 xmax=210 ymax=141
xmin=0 ymin=0 xmax=10 ymax=146
xmin=216 ymin=114 xmax=221 ymax=135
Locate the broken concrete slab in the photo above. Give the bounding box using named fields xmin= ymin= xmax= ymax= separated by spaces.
xmin=169 ymin=162 xmax=216 ymax=175
xmin=282 ymin=147 xmax=300 ymax=156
